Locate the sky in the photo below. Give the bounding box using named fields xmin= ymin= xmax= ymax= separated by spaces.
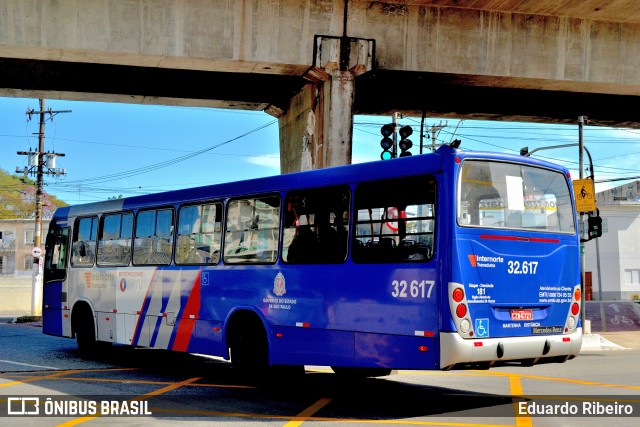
xmin=1 ymin=96 xmax=639 ymax=205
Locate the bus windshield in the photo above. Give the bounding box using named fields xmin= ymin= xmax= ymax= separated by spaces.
xmin=457 ymin=160 xmax=575 ymax=233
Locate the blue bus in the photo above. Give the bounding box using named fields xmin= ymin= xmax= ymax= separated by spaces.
xmin=43 ymin=144 xmax=582 ymax=375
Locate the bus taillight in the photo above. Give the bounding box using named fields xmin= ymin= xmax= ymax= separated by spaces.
xmin=452 ymin=288 xmax=464 ymax=303
xmin=456 ymin=303 xmax=467 ymax=318
xmin=564 ymin=284 xmax=581 ymax=333
xmin=449 ymin=283 xmax=474 ymax=337
xmin=571 ymin=303 xmax=580 ymax=316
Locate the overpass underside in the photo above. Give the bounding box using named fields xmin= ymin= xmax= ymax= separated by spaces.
xmin=2 ymin=0 xmax=640 ymax=173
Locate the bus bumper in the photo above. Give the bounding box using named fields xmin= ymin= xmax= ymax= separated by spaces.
xmin=439 ymin=328 xmax=583 ymax=370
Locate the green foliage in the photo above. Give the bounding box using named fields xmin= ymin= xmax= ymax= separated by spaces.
xmin=0 ymin=168 xmax=67 ymax=219
xmin=15 ymin=316 xmax=42 ymax=323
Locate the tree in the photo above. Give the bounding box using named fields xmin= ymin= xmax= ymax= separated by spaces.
xmin=0 ymin=168 xmax=67 ymax=219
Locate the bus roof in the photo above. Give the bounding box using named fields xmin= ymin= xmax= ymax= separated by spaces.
xmin=52 ymin=145 xmax=570 ymax=221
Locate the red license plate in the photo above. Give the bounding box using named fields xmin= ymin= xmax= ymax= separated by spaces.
xmin=510 ymin=309 xmax=533 ymax=320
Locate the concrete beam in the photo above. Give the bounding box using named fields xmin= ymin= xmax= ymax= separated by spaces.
xmin=3 ymin=0 xmax=640 ymax=173
xmin=276 ymin=36 xmax=373 ymax=173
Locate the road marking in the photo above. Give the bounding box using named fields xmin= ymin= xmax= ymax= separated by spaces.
xmin=56 ymin=376 xmax=203 ymax=427
xmin=508 ymin=374 xmax=532 ymax=427
xmin=38 ymin=375 xmax=254 ymax=388
xmin=284 ymin=397 xmax=333 ymax=427
xmin=486 ymin=370 xmax=640 ymax=391
xmin=0 ymin=369 xmax=88 ymax=388
xmin=150 ymin=406 xmax=514 ymax=426
xmin=0 ymin=359 xmax=60 ymax=370
xmin=399 ymin=369 xmax=640 ymax=391
xmin=140 ymin=376 xmax=203 ymax=397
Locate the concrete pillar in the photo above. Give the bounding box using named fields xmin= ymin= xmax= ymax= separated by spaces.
xmin=273 ymin=36 xmax=373 ymax=174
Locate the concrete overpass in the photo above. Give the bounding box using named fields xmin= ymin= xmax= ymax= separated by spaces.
xmin=1 ymin=0 xmax=640 ymax=173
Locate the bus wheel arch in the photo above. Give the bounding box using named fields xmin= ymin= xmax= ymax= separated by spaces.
xmin=225 ymin=309 xmax=270 ymax=372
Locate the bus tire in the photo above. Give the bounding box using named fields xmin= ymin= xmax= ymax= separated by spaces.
xmin=73 ymin=304 xmax=110 ymax=357
xmin=227 ymin=311 xmax=269 ymax=376
xmin=331 ymin=367 xmax=393 ymax=378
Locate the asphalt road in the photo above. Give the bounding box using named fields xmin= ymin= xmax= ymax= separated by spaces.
xmin=1 ymin=321 xmax=640 ymax=427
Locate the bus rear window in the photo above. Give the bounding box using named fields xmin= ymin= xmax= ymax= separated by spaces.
xmin=457 ymin=160 xmax=575 ymax=233
xmin=352 ymin=175 xmax=435 ymax=263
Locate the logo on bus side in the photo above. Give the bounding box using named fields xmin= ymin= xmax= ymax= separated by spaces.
xmin=273 ymin=272 xmax=286 ymax=296
xmin=468 ymin=255 xmax=477 ymax=267
xmin=468 ymin=254 xmax=504 ymax=268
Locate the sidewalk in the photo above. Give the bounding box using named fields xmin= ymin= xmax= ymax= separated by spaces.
xmin=581 ymin=331 xmax=640 ymax=351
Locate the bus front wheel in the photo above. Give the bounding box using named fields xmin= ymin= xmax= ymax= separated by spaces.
xmin=74 ymin=309 xmax=97 ymax=356
xmin=73 ymin=305 xmax=109 ymax=357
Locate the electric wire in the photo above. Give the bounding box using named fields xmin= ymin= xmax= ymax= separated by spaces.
xmin=46 ymin=120 xmax=277 ymax=187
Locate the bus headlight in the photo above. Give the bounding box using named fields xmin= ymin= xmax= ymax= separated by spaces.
xmin=460 ymin=318 xmax=471 ymax=333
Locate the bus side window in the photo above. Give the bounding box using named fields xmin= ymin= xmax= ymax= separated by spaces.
xmin=224 ymin=195 xmax=280 ymax=264
xmin=133 ymin=208 xmax=174 ymax=265
xmin=282 ymin=185 xmax=350 ymax=264
xmin=97 ymin=212 xmax=133 ymax=266
xmin=71 ymin=217 xmax=97 ymax=267
xmin=352 ymin=175 xmax=435 ymax=263
xmin=176 ymin=202 xmax=222 ymax=265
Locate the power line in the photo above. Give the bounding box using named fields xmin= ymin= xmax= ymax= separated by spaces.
xmin=47 ymin=120 xmax=277 ymax=187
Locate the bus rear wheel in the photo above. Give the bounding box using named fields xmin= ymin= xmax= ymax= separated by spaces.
xmin=228 ymin=312 xmax=269 ymax=376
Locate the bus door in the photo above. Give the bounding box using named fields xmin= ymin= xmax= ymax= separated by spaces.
xmin=453 ymin=160 xmax=580 ymax=340
xmin=43 ymin=224 xmax=71 ymax=337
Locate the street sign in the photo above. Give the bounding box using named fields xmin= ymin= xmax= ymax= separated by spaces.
xmin=31 ymin=247 xmax=42 ymax=258
xmin=573 ymin=178 xmax=597 ymax=213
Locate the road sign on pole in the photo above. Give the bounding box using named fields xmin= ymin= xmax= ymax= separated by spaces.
xmin=573 ymin=178 xmax=596 ymax=213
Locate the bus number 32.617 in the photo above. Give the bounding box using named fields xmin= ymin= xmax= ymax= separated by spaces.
xmin=391 ymin=280 xmax=436 ymax=298
xmin=507 ymin=260 xmax=539 ymax=275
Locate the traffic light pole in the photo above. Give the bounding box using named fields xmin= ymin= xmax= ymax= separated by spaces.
xmin=578 ymin=116 xmax=586 ymax=329
xmin=392 ymin=112 xmax=398 ymax=158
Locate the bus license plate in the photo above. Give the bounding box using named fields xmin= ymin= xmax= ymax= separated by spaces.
xmin=510 ymin=309 xmax=533 ymax=320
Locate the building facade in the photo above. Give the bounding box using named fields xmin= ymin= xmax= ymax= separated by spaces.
xmin=0 ymin=219 xmax=49 ymax=315
xmin=584 ymin=181 xmax=640 ymax=300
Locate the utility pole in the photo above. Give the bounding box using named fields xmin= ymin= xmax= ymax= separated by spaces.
xmin=16 ymin=99 xmax=70 ymax=316
xmin=430 ymin=121 xmax=447 ymax=151
xmin=392 ymin=112 xmax=398 ymax=158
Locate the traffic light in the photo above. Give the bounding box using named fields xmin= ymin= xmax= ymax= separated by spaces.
xmin=398 ymin=125 xmax=413 ymax=157
xmin=380 ymin=123 xmax=394 ymax=160
xmin=588 ymin=212 xmax=603 ymax=239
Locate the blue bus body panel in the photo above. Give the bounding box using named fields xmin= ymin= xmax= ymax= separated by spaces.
xmin=194 ymin=262 xmax=439 ymax=368
xmin=452 ymin=231 xmax=579 ymax=337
